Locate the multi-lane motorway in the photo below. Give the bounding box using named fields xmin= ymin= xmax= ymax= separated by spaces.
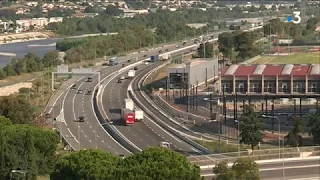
xmin=50 ymin=35 xmax=207 ymax=155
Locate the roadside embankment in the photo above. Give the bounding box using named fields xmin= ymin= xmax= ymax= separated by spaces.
xmin=0 ymin=32 xmax=55 ymax=45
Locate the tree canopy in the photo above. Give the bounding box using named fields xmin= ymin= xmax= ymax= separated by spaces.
xmin=306 ymin=107 xmax=320 ymax=145
xmin=239 ymin=105 xmax=263 ymax=150
xmin=197 ymin=42 xmax=214 ymax=58
xmin=213 ymin=158 xmax=260 ymax=180
xmin=0 ymin=95 xmax=35 ymax=124
xmin=51 ymin=147 xmax=201 ymax=180
xmin=0 ymin=51 xmax=61 ymax=80
xmin=0 ymin=116 xmax=59 ymax=179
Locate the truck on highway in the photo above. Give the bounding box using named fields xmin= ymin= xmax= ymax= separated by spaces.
xmin=127 ymin=70 xmax=135 ymax=78
xmin=134 ymin=109 xmax=144 ymax=121
xmin=125 ymin=98 xmax=134 ymax=111
xmin=109 ymin=57 xmax=118 ymax=66
xmin=121 ymin=108 xmax=135 ymax=125
xmin=150 ymin=55 xmax=159 ymax=62
xmin=159 ymin=54 xmax=171 ymax=61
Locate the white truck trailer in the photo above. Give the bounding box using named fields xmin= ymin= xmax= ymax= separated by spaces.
xmin=127 ymin=70 xmax=135 ymax=78
xmin=134 ymin=109 xmax=144 ymax=121
xmin=124 ymin=99 xmax=134 ymax=111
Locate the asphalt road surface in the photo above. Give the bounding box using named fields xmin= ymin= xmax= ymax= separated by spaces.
xmin=62 ymin=66 xmax=131 ymax=155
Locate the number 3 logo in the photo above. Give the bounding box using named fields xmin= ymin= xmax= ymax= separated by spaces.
xmin=292 ymin=11 xmax=301 ymax=24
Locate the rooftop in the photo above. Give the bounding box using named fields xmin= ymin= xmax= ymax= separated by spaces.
xmin=221 ymin=64 xmax=320 ymax=77
xmin=169 ymin=58 xmax=217 ymax=69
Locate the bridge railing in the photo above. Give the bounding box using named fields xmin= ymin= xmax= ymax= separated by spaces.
xmin=188 ymin=146 xmax=320 ymax=166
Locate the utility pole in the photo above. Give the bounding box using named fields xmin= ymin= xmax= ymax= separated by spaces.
xmin=196 ymin=81 xmax=198 ymax=110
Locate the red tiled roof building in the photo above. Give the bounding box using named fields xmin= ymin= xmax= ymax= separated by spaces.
xmin=218 ymin=64 xmax=320 ymax=96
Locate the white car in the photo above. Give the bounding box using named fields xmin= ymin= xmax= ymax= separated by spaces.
xmin=120 ymin=76 xmax=125 ymax=80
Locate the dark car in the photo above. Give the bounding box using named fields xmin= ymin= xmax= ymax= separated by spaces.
xmin=77 ymin=90 xmax=82 ymax=94
xmin=87 ymin=77 xmax=93 ymax=82
xmin=122 ymin=64 xmax=125 ymax=67
xmin=165 ymin=49 xmax=169 ymax=52
xmin=44 ymin=112 xmax=51 ymax=118
xmin=87 ymin=90 xmax=92 ymax=95
xmin=183 ymin=41 xmax=187 ymax=46
xmin=133 ymin=66 xmax=138 ymax=70
xmin=127 ymin=59 xmax=131 ymax=63
xmin=71 ymin=84 xmax=77 ymax=89
xmin=117 ymin=79 xmax=122 ymax=83
xmin=75 ymin=116 xmax=85 ymax=122
xmin=143 ymin=54 xmax=147 ymax=57
xmin=158 ymin=50 xmax=163 ymax=53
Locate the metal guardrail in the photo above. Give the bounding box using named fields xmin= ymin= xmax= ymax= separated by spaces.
xmin=188 ymin=146 xmax=320 ymax=166
xmin=190 ymin=151 xmax=320 ymax=167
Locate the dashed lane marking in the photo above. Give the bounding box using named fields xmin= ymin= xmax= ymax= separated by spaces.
xmin=89 ymin=140 xmax=92 ymax=142
xmin=90 ymin=126 xmax=92 ymax=129
xmin=84 ymin=135 xmax=87 ymax=138
xmin=102 ymin=140 xmax=104 ymax=143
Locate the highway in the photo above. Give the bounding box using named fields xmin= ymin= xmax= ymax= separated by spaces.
xmin=201 ymin=158 xmax=320 ymax=180
xmin=47 ymin=29 xmax=235 ymax=155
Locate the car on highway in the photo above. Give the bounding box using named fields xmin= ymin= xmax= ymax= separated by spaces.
xmin=71 ymin=84 xmax=77 ymax=89
xmin=117 ymin=79 xmax=122 ymax=83
xmin=122 ymin=64 xmax=125 ymax=67
xmin=143 ymin=54 xmax=147 ymax=57
xmin=120 ymin=76 xmax=125 ymax=80
xmin=44 ymin=112 xmax=51 ymax=118
xmin=165 ymin=49 xmax=169 ymax=52
xmin=133 ymin=66 xmax=138 ymax=70
xmin=87 ymin=90 xmax=92 ymax=95
xmin=176 ymin=45 xmax=179 ymax=48
xmin=87 ymin=77 xmax=93 ymax=82
xmin=158 ymin=50 xmax=163 ymax=53
xmin=183 ymin=41 xmax=186 ymax=46
xmin=127 ymin=59 xmax=131 ymax=63
xmin=77 ymin=90 xmax=82 ymax=94
xmin=75 ymin=116 xmax=85 ymax=122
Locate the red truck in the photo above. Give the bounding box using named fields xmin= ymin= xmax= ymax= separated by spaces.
xmin=121 ymin=108 xmax=135 ymax=125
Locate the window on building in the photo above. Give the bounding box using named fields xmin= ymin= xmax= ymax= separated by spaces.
xmin=308 ymin=82 xmax=318 ymax=93
xmin=235 ymin=81 xmax=246 ymax=93
xmin=264 ymin=81 xmax=275 ymax=93
xmin=250 ymin=82 xmax=260 ymax=93
xmin=278 ymin=82 xmax=289 ymax=93
xmin=222 ymin=83 xmax=230 ymax=93
xmin=293 ymin=81 xmax=304 ymax=93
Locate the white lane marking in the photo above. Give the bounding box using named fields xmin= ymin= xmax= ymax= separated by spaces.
xmin=191 ymin=147 xmax=202 ymax=153
xmin=67 ymin=128 xmax=79 ymax=143
xmin=72 ymin=82 xmax=85 ymax=121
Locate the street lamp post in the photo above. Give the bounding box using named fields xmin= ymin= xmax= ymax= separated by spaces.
xmin=262 ymin=115 xmax=280 ymax=159
xmin=235 ymin=119 xmax=240 ymax=157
